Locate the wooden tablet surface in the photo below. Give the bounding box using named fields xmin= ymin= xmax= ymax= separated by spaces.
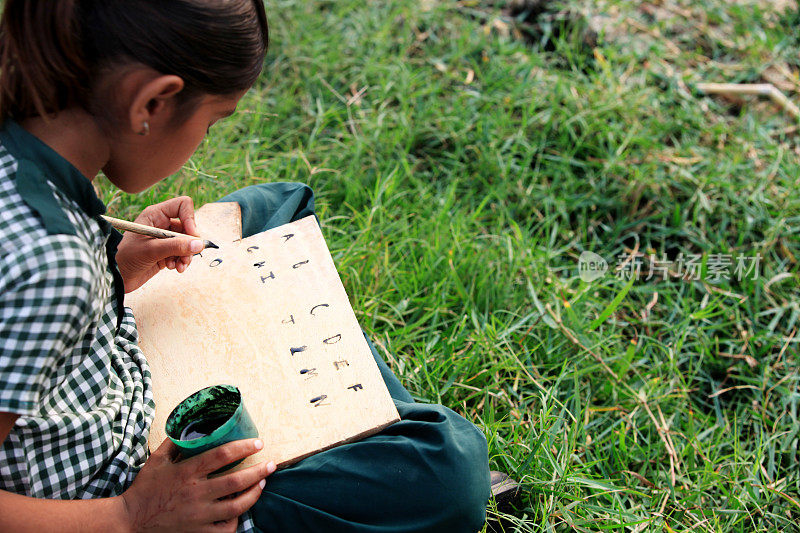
xmin=125 ymin=203 xmax=400 ymax=470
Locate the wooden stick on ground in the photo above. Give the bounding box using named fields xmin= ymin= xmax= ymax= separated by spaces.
xmin=696 ymin=82 xmax=800 ymax=120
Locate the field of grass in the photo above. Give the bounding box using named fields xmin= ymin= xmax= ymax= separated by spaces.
xmin=99 ymin=1 xmax=800 ymax=530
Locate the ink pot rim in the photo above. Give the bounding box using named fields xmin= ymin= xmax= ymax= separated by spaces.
xmin=165 ymin=384 xmax=244 ymax=452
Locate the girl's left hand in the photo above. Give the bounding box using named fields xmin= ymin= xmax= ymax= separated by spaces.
xmin=115 ymin=196 xmax=205 ymax=293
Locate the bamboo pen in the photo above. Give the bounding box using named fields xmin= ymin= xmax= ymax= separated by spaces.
xmin=101 ymin=215 xmax=219 ymax=249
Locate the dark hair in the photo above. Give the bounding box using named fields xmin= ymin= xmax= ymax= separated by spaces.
xmin=0 ymin=0 xmax=269 ymax=122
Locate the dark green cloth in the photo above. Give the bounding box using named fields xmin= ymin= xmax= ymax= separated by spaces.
xmin=0 ymin=119 xmax=107 ymax=228
xmin=218 ymin=184 xmax=491 ymax=533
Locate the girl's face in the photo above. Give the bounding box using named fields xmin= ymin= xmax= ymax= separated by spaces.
xmin=103 ymin=90 xmax=247 ymax=193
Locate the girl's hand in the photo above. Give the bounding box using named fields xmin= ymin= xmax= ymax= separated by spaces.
xmin=116 ymin=197 xmax=204 ymax=293
xmin=122 ymin=438 xmax=276 ymax=533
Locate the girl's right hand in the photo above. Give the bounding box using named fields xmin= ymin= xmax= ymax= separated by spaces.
xmin=121 ymin=438 xmax=276 ymax=532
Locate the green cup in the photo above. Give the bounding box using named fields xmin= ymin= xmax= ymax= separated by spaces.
xmin=165 ymin=384 xmax=258 ymax=472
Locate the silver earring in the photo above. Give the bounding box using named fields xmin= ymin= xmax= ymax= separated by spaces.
xmin=138 ymin=121 xmax=150 ymax=136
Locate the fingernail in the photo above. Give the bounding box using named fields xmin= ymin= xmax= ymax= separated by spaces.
xmin=259 ymin=479 xmax=266 ymax=489
xmin=254 ymin=439 xmax=263 ymax=450
xmin=189 ymin=239 xmax=204 ymax=253
xmin=266 ymin=461 xmax=276 ymax=474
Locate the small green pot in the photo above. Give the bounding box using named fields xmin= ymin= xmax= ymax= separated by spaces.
xmin=165 ymin=384 xmax=258 ymax=472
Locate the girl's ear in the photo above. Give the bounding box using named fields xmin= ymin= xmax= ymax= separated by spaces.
xmin=128 ymin=74 xmax=185 ymax=135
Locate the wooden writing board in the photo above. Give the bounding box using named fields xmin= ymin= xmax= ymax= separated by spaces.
xmin=125 ymin=203 xmax=400 ymax=470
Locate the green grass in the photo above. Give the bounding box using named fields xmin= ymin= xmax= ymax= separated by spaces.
xmin=98 ymin=1 xmax=800 ymax=530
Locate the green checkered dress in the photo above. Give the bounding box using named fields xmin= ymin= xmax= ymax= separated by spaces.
xmin=0 ymin=119 xmax=154 ymax=498
xmin=0 ymin=120 xmax=256 ymax=532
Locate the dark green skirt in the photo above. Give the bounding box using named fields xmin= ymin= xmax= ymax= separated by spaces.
xmin=218 ymin=183 xmax=491 ymax=533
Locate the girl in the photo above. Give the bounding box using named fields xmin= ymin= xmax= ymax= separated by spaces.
xmin=0 ymin=1 xmax=491 ymax=532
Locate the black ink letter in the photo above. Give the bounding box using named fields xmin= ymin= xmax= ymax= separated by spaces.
xmin=310 ymin=304 xmax=330 ymax=316
xmin=323 ymin=334 xmax=342 ymax=345
xmin=300 ymin=368 xmax=318 ymax=379
xmin=310 ymin=394 xmax=329 ymax=407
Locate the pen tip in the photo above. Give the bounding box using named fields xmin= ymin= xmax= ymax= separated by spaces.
xmin=204 ymin=240 xmax=219 ymax=249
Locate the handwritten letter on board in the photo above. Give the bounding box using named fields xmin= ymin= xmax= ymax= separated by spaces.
xmin=125 ymin=204 xmax=400 ymax=470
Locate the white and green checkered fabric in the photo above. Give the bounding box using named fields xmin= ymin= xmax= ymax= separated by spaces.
xmin=0 ymin=141 xmax=154 ymax=498
xmin=0 ymin=127 xmax=257 ymax=532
